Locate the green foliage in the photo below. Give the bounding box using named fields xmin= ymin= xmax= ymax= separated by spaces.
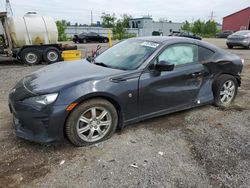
xmin=112 ymin=33 xmax=136 ymax=40
xmin=101 ymin=13 xmax=116 ymax=28
xmin=181 ymin=21 xmax=192 ymax=32
xmin=121 ymin=14 xmax=133 ymax=28
xmin=112 ymin=14 xmax=134 ymax=40
xmin=192 ymin=19 xmax=204 ymax=34
xmin=182 ymin=20 xmax=218 ymax=37
xmin=204 ymin=20 xmax=217 ymax=36
xmin=113 ymin=19 xmax=126 ymax=40
xmin=56 ymin=20 xmax=67 ymax=41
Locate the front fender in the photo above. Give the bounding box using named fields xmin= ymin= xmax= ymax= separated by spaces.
xmin=55 ymin=78 xmax=139 ymax=123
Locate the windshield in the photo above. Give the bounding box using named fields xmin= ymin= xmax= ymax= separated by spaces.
xmin=234 ymin=30 xmax=250 ymax=35
xmin=94 ymin=39 xmax=159 ymax=70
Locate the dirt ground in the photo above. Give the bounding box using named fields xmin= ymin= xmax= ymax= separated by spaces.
xmin=0 ymin=39 xmax=250 ymax=188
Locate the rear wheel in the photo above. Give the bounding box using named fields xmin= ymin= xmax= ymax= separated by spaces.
xmin=227 ymin=45 xmax=233 ymax=49
xmin=43 ymin=47 xmax=61 ymax=64
xmin=20 ymin=48 xmax=42 ymax=65
xmin=213 ymin=75 xmax=238 ymax=107
xmin=82 ymin=39 xmax=87 ymax=43
xmin=65 ymin=99 xmax=118 ymax=146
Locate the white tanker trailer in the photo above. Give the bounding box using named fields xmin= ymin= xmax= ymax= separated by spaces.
xmin=0 ymin=11 xmax=75 ymax=64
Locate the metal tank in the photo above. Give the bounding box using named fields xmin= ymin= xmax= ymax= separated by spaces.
xmin=8 ymin=12 xmax=58 ymax=48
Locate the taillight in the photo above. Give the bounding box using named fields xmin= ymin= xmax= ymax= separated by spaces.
xmin=241 ymin=59 xmax=245 ymax=64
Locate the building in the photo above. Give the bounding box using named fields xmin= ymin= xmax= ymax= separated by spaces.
xmin=222 ymin=7 xmax=250 ymax=31
xmin=129 ymin=17 xmax=183 ymax=36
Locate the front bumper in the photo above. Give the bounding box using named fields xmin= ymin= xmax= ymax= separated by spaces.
xmin=226 ymin=40 xmax=249 ymax=47
xmin=9 ymin=98 xmax=69 ymax=143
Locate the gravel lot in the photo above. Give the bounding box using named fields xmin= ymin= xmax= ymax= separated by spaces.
xmin=0 ymin=39 xmax=250 ymax=188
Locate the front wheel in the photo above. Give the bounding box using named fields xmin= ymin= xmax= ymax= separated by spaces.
xmin=244 ymin=44 xmax=250 ymax=49
xmin=65 ymin=99 xmax=118 ymax=146
xmin=213 ymin=75 xmax=238 ymax=107
xmin=227 ymin=45 xmax=233 ymax=49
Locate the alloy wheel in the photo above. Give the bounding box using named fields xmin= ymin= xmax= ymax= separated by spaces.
xmin=220 ymin=80 xmax=236 ymax=105
xmin=76 ymin=107 xmax=112 ymax=142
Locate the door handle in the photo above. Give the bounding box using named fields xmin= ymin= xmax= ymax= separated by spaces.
xmin=191 ymin=72 xmax=202 ymax=78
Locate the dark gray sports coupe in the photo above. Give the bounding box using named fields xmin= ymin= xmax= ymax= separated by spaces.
xmin=9 ymin=37 xmax=243 ymax=146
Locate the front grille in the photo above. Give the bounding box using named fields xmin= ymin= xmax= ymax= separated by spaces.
xmin=229 ymin=38 xmax=244 ymax=41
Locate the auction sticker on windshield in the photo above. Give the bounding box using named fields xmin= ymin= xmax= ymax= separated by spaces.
xmin=140 ymin=41 xmax=159 ymax=48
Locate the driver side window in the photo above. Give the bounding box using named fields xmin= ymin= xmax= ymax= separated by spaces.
xmin=156 ymin=43 xmax=198 ymax=66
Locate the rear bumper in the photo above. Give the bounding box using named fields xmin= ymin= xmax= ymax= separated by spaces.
xmin=9 ymin=101 xmax=69 ymax=143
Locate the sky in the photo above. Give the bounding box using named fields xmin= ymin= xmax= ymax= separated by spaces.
xmin=1 ymin=0 xmax=250 ymax=24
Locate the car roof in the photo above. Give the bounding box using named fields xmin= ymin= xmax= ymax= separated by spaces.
xmin=133 ymin=36 xmax=218 ymax=51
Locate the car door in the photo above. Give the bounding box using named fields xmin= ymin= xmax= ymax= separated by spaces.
xmin=90 ymin=33 xmax=99 ymax=42
xmin=139 ymin=43 xmax=207 ymax=118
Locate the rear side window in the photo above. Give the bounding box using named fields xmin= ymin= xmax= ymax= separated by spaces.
xmin=198 ymin=46 xmax=214 ymax=62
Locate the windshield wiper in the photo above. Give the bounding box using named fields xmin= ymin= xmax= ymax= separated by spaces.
xmin=94 ymin=62 xmax=109 ymax=68
xmin=93 ymin=60 xmax=127 ymax=70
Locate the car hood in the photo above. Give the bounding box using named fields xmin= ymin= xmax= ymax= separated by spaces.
xmin=23 ymin=59 xmax=125 ymax=94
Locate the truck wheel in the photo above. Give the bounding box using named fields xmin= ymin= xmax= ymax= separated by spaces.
xmin=43 ymin=47 xmax=61 ymax=64
xmin=65 ymin=98 xmax=118 ymax=146
xmin=21 ymin=48 xmax=42 ymax=65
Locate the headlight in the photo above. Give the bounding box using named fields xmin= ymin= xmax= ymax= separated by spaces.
xmin=23 ymin=93 xmax=58 ymax=109
xmin=241 ymin=59 xmax=245 ymax=65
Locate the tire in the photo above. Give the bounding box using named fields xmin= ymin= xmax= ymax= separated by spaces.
xmin=82 ymin=39 xmax=87 ymax=43
xmin=227 ymin=45 xmax=233 ymax=49
xmin=43 ymin=47 xmax=61 ymax=64
xmin=65 ymin=98 xmax=118 ymax=146
xmin=20 ymin=48 xmax=42 ymax=65
xmin=244 ymin=44 xmax=250 ymax=49
xmin=213 ymin=74 xmax=238 ymax=108
xmin=103 ymin=38 xmax=108 ymax=43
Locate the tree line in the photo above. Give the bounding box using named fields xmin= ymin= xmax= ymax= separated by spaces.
xmin=181 ymin=20 xmax=218 ymax=37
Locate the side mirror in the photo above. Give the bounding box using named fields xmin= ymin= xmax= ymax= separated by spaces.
xmin=153 ymin=61 xmax=175 ymax=71
xmin=92 ymin=45 xmax=102 ymax=57
xmin=97 ymin=45 xmax=101 ymax=51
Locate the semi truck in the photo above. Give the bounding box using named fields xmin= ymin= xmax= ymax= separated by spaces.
xmin=0 ymin=11 xmax=74 ymax=65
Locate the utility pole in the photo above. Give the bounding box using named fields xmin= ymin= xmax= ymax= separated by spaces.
xmin=209 ymin=11 xmax=216 ymax=20
xmin=91 ymin=10 xmax=93 ymax=25
xmin=6 ymin=0 xmax=13 ymax=17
